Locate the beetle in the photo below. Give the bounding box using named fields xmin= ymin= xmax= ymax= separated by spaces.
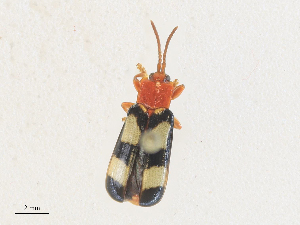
xmin=105 ymin=20 xmax=185 ymax=207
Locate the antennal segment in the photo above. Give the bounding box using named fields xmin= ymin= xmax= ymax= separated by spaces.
xmin=161 ymin=26 xmax=178 ymax=74
xmin=150 ymin=20 xmax=162 ymax=72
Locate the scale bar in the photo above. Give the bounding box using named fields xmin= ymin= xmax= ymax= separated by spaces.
xmin=15 ymin=213 xmax=49 ymax=214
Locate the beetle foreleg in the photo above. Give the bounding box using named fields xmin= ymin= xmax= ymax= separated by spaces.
xmin=172 ymin=84 xmax=185 ymax=100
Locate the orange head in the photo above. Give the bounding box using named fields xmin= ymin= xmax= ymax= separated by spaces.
xmin=136 ymin=21 xmax=179 ymax=109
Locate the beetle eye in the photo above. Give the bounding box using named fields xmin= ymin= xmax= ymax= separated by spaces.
xmin=149 ymin=73 xmax=154 ymax=80
xmin=165 ymin=74 xmax=170 ymax=82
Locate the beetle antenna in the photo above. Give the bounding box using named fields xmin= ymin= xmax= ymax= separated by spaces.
xmin=150 ymin=20 xmax=162 ymax=72
xmin=161 ymin=26 xmax=178 ymax=74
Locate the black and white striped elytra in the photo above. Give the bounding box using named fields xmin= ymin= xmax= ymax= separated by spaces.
xmin=106 ymin=104 xmax=174 ymax=207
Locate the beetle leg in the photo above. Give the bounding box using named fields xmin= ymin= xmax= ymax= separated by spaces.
xmin=133 ymin=73 xmax=147 ymax=92
xmin=172 ymin=84 xmax=185 ymax=100
xmin=174 ymin=117 xmax=182 ymax=129
xmin=133 ymin=73 xmax=142 ymax=92
xmin=134 ymin=63 xmax=148 ymax=92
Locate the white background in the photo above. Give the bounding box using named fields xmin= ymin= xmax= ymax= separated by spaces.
xmin=1 ymin=1 xmax=299 ymax=224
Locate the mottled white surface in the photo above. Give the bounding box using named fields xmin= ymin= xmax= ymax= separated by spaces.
xmin=1 ymin=0 xmax=299 ymax=224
